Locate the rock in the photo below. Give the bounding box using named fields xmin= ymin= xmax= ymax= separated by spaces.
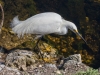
xmin=0 ymin=64 xmax=5 ymax=71
xmin=57 ymin=54 xmax=82 ymax=69
xmin=0 ymin=64 xmax=21 ymax=75
xmin=44 ymin=63 xmax=57 ymax=68
xmin=64 ymin=54 xmax=82 ymax=63
xmin=98 ymin=67 xmax=100 ymax=73
xmin=0 ymin=46 xmax=7 ymax=64
xmin=57 ymin=54 xmax=89 ymax=75
xmin=27 ymin=63 xmax=59 ymax=75
xmin=22 ymin=54 xmax=90 ymax=75
xmin=61 ymin=60 xmax=89 ymax=75
xmin=5 ymin=49 xmax=38 ymax=70
xmin=1 ymin=49 xmax=91 ymax=75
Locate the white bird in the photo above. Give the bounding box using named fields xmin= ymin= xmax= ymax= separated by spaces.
xmin=10 ymin=12 xmax=87 ymax=44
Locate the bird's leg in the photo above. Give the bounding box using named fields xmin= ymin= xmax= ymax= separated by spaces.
xmin=34 ymin=39 xmax=44 ymax=60
xmin=40 ymin=42 xmax=47 ymax=51
xmin=33 ymin=35 xmax=47 ymax=50
xmin=33 ymin=35 xmax=42 ymax=50
xmin=34 ymin=38 xmax=41 ymax=49
xmin=33 ymin=35 xmax=44 ymax=61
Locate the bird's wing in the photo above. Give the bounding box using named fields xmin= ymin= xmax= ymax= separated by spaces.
xmin=12 ymin=12 xmax=63 ymax=37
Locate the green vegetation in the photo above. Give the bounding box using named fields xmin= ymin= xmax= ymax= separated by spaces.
xmin=75 ymin=68 xmax=100 ymax=75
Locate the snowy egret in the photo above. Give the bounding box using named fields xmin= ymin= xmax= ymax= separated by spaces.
xmin=10 ymin=12 xmax=87 ymax=46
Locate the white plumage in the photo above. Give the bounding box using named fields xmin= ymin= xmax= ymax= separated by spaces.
xmin=10 ymin=12 xmax=86 ymax=43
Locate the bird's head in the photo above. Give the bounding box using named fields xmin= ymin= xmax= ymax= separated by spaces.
xmin=68 ymin=22 xmax=87 ymax=44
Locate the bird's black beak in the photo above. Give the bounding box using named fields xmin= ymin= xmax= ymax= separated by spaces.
xmin=75 ymin=30 xmax=87 ymax=44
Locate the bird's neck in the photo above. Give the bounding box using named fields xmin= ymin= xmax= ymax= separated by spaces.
xmin=62 ymin=19 xmax=73 ymax=29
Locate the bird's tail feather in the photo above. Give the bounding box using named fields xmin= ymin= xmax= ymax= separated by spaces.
xmin=10 ymin=16 xmax=22 ymax=28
